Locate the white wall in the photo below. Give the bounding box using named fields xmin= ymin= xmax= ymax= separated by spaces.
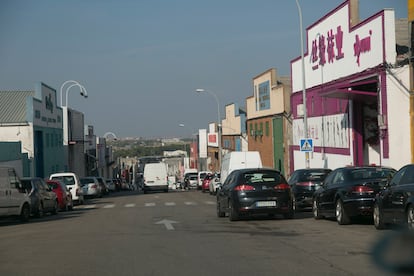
xmin=386 ymin=66 xmax=411 ymax=170
xmin=0 ymin=124 xmax=34 ymax=158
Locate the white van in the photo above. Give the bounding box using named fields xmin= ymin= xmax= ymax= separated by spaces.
xmin=143 ymin=162 xmax=168 ymax=193
xmin=0 ymin=167 xmax=31 ymax=222
xmin=220 ymin=151 xmax=263 ymax=184
xmin=49 ymin=172 xmax=84 ymax=205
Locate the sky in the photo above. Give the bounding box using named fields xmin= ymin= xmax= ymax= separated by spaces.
xmin=0 ymin=0 xmax=407 ymax=139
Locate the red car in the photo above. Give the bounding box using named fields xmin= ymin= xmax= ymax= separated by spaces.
xmin=201 ymin=173 xmax=215 ymax=193
xmin=46 ymin=179 xmax=73 ymax=211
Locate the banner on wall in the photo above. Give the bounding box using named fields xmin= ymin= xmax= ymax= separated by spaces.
xmin=293 ymin=113 xmax=349 ymax=149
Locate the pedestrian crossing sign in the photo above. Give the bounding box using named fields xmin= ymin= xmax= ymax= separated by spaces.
xmin=300 ymin=138 xmax=313 ymax=152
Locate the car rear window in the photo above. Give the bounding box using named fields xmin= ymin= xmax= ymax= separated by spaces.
xmin=298 ymin=171 xmax=329 ymax=182
xmin=350 ymin=168 xmax=395 ymax=180
xmin=243 ymin=172 xmax=284 ymax=185
xmin=80 ymin=178 xmax=94 ymax=185
xmin=52 ymin=176 xmax=75 ymax=185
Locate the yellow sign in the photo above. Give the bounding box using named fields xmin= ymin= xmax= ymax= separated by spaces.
xmin=409 ymin=0 xmax=414 ymax=21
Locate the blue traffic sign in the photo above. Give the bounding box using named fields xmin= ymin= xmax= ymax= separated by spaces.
xmin=300 ymin=138 xmax=313 ymax=152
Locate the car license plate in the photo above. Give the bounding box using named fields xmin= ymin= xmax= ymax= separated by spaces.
xmin=256 ymin=201 xmax=276 ymax=207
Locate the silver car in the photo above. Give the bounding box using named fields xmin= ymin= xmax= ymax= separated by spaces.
xmin=80 ymin=177 xmax=102 ymax=198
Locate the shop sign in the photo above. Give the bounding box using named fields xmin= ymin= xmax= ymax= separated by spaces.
xmin=311 ymin=25 xmax=372 ymax=70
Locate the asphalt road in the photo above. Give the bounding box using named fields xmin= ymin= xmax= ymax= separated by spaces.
xmin=0 ymin=189 xmax=399 ymax=276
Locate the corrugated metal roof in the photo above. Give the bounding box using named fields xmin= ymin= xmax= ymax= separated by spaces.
xmin=0 ymin=91 xmax=34 ymax=123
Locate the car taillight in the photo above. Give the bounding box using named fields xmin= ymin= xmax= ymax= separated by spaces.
xmin=274 ymin=183 xmax=290 ymax=190
xmin=234 ymin=184 xmax=255 ymax=191
xmin=351 ymin=185 xmax=374 ymax=194
xmin=297 ymin=181 xmax=312 ymax=186
xmin=76 ymin=188 xmax=80 ymax=196
xmin=91 ymin=184 xmax=97 ymax=189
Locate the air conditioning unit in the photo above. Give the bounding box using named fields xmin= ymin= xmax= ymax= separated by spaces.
xmin=297 ymin=104 xmax=304 ymax=117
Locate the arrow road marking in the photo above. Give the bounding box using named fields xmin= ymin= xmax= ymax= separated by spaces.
xmin=155 ymin=219 xmax=179 ymax=230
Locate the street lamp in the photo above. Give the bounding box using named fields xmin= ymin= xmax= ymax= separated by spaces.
xmin=295 ymin=0 xmax=310 ymax=168
xmin=195 ymin=88 xmax=222 ymax=171
xmin=60 ymin=80 xmax=88 ymax=107
xmin=178 ymin=124 xmax=189 ymax=156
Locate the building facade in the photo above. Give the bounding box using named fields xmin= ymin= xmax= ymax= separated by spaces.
xmin=0 ymin=82 xmax=66 ymax=177
xmin=246 ymin=68 xmax=292 ymax=175
xmin=290 ymin=0 xmax=410 ymax=172
xmin=221 ymin=103 xmax=248 ymax=154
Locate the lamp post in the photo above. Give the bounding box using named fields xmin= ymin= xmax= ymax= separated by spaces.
xmin=178 ymin=124 xmax=189 ymax=156
xmin=295 ymin=0 xmax=310 ymax=168
xmin=195 ymin=88 xmax=222 ymax=171
xmin=60 ymin=80 xmax=88 ymax=107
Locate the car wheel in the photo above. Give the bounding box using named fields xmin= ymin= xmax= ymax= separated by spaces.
xmin=407 ymin=205 xmax=414 ymax=230
xmin=283 ymin=205 xmax=294 ymax=219
xmin=52 ymin=200 xmax=58 ymax=215
xmin=313 ymin=199 xmax=322 ymax=219
xmin=228 ymin=200 xmax=239 ymax=221
xmin=216 ymin=201 xmax=225 ymax=218
xmin=373 ymin=202 xmax=386 ymax=230
xmin=20 ymin=203 xmax=30 ymax=222
xmin=336 ymin=199 xmax=350 ymax=225
xmin=36 ymin=202 xmax=44 ymax=218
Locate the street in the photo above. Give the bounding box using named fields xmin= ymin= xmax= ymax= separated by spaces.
xmin=0 ymin=189 xmax=395 ymax=275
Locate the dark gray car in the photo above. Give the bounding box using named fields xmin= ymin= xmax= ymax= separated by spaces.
xmin=21 ymin=177 xmax=58 ymax=217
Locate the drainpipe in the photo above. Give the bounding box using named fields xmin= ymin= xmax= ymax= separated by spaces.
xmin=411 ymin=85 xmax=414 ymax=163
xmin=385 ymin=64 xmax=414 ymax=162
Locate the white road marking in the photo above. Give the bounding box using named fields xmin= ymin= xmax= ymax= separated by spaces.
xmin=145 ymin=202 xmax=156 ymax=207
xmin=103 ymin=204 xmax=115 ymax=209
xmin=155 ymin=219 xmax=178 ymax=230
xmin=78 ymin=204 xmax=96 ymax=209
xmin=184 ymin=202 xmax=197 ymax=206
xmin=124 ymin=203 xmax=135 ymax=208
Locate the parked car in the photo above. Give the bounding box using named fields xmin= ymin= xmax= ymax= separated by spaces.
xmin=209 ymin=175 xmax=221 ymax=195
xmin=80 ymin=177 xmax=102 ymax=198
xmin=21 ymin=177 xmax=58 ymax=217
xmin=105 ymin=179 xmax=116 ymax=192
xmin=216 ymin=168 xmax=294 ymax=221
xmin=197 ymin=171 xmax=211 ymax=190
xmin=373 ymin=164 xmax=414 ymax=230
xmin=49 ymin=172 xmax=84 ymax=205
xmin=288 ymin=168 xmax=332 ymax=211
xmin=182 ymin=172 xmax=198 ymax=189
xmin=0 ymin=166 xmax=31 ymax=222
xmin=95 ymin=177 xmax=109 ymax=195
xmin=201 ymin=173 xmax=215 ymax=193
xmin=312 ymin=166 xmax=396 ymax=225
xmin=46 ymin=179 xmax=73 ymax=211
